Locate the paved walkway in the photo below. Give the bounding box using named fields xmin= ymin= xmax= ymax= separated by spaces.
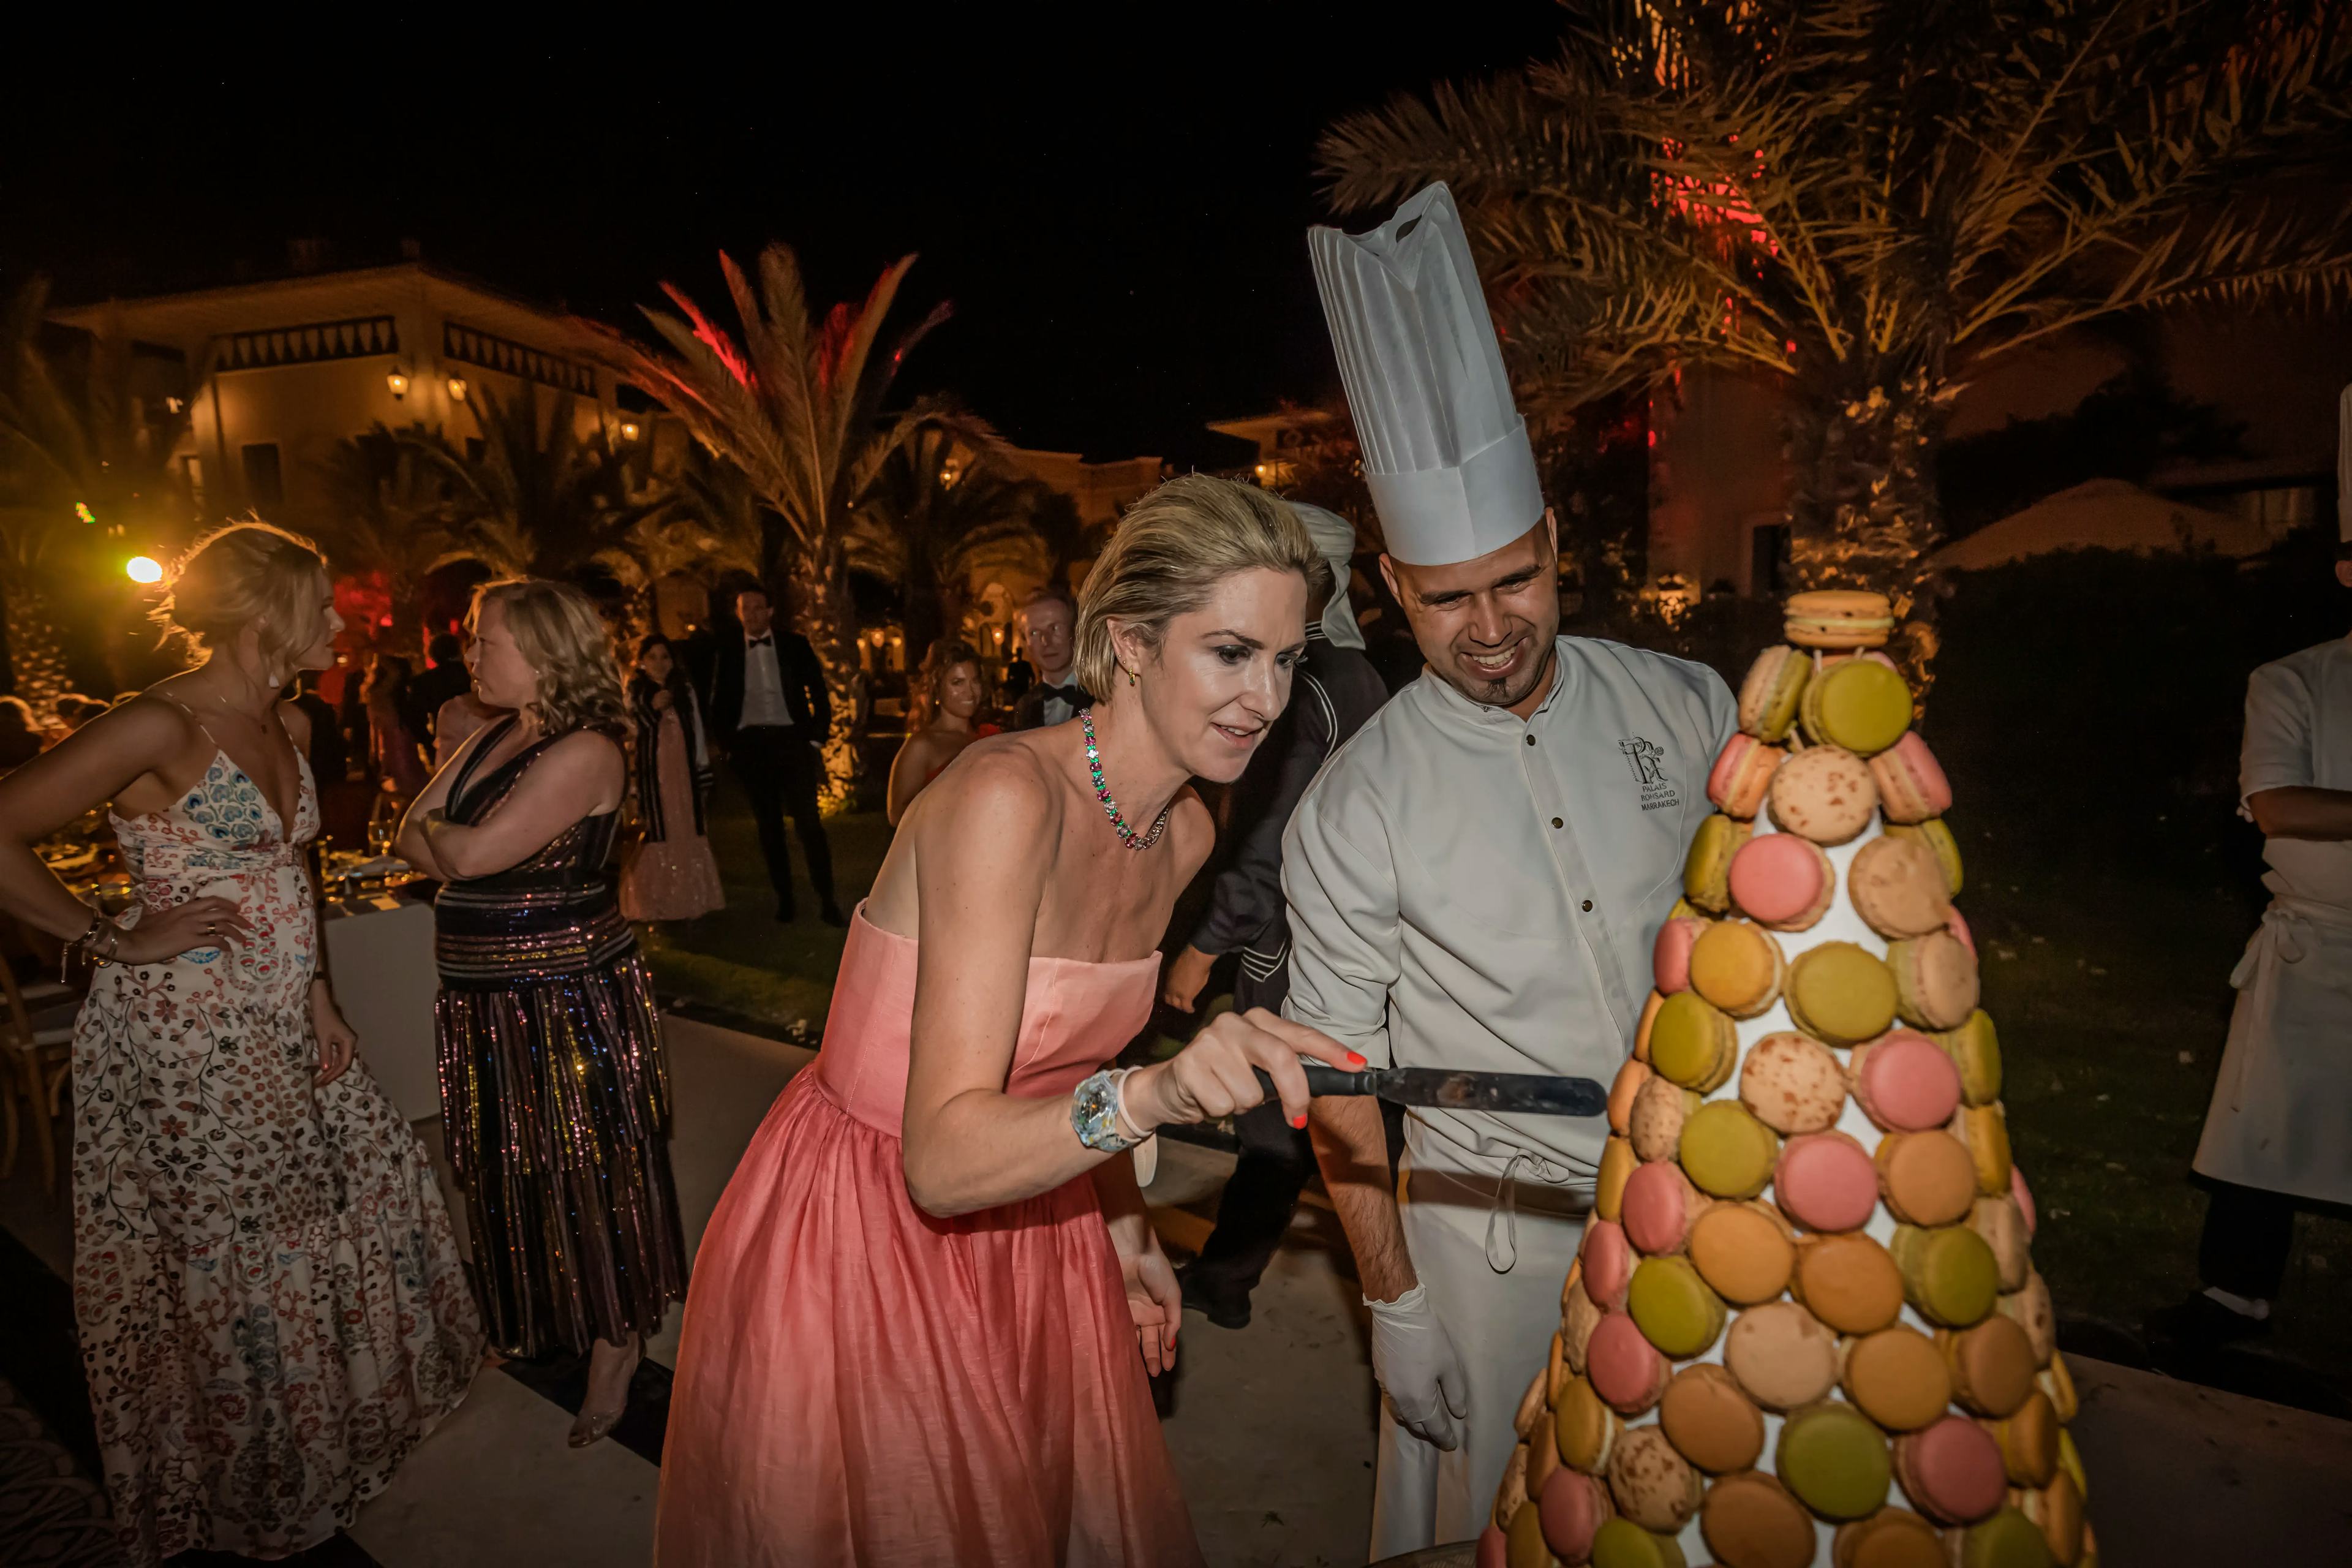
xmin=5 ymin=1016 xmax=2349 ymax=1566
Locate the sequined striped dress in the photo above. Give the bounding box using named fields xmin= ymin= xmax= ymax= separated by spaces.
xmin=433 ymin=717 xmax=688 ymax=1357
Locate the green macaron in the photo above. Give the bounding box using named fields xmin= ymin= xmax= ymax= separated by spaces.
xmin=1785 ymin=941 xmax=1901 ymax=1047
xmin=1801 ymin=656 xmax=1913 ymax=757
xmin=1775 ymin=1401 xmax=1892 ymax=1521
xmin=1890 ymin=1223 xmax=2000 ymax=1328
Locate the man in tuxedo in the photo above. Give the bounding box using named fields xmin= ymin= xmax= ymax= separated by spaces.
xmin=1008 ymin=587 xmax=1091 ymax=730
xmin=706 ymin=586 xmax=844 ymax=925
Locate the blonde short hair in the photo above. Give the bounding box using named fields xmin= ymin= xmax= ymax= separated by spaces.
xmin=156 ymin=521 xmax=330 ymax=669
xmin=468 ymin=578 xmax=627 ymax=737
xmin=1073 ymin=475 xmax=1327 ymax=700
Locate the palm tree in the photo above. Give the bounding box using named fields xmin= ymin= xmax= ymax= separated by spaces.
xmin=313 ymin=423 xmax=480 ymax=644
xmin=1319 ymin=0 xmax=2352 ymax=676
xmin=848 ymin=423 xmax=1058 ymax=657
xmin=399 ymin=382 xmax=667 ymax=589
xmin=0 ymin=278 xmax=200 ymax=707
xmin=576 ymin=244 xmax=956 ymax=793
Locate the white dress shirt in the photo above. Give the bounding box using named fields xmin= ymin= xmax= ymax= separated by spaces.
xmin=1283 ymin=635 xmax=1737 ymax=1183
xmin=1036 ymin=668 xmax=1082 ymax=728
xmin=741 ymin=633 xmax=793 ymax=729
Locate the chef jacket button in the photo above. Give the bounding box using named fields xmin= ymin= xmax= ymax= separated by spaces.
xmin=1581 ymin=899 xmax=1594 ymax=912
xmin=1551 ymin=817 xmax=1564 ymax=829
xmin=1525 ymin=734 xmax=1536 ymax=746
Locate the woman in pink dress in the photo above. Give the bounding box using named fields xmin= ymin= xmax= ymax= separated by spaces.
xmin=656 ymin=477 xmax=1362 ymax=1566
xmin=622 ymin=635 xmax=725 ymax=921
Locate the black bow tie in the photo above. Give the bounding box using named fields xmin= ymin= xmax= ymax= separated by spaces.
xmin=747 ymin=635 xmax=773 ymax=649
xmin=1041 ymin=682 xmax=1085 ymax=701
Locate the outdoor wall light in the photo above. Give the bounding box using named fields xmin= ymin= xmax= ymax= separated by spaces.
xmin=446 ymin=376 xmax=469 ymax=402
xmin=619 ymin=419 xmax=642 ymax=441
xmin=387 ymin=370 xmax=411 ymax=399
xmin=1253 ymin=462 xmax=1270 ymax=479
xmin=125 ymin=556 xmax=163 ymax=584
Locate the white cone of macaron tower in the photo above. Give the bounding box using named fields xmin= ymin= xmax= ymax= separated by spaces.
xmin=1478 ymin=592 xmax=2092 ymax=1568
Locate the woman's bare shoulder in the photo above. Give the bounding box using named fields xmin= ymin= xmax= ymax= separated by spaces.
xmin=919 ymin=734 xmax=1062 ymax=832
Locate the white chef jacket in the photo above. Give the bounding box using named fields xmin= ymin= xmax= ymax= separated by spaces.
xmin=1284 ymin=635 xmax=1738 ymax=1186
xmin=741 ymin=633 xmax=793 ymax=729
xmin=2195 ymin=636 xmax=2352 ymax=1205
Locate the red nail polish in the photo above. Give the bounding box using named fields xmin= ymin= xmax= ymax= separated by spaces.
xmin=1291 ymin=1113 xmax=1307 ymax=1129
xmin=1346 ymin=1052 xmax=1368 ymax=1069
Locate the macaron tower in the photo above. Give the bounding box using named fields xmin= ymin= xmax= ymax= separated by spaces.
xmin=1480 ymin=592 xmax=2092 ymax=1568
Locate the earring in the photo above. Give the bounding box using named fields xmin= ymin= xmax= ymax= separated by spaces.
xmin=1125 ymin=666 xmax=1138 ymax=687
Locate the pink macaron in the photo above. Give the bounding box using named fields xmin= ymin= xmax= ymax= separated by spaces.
xmin=1623 ymin=1161 xmax=1707 ymax=1255
xmin=1586 ymin=1311 xmax=1672 ymax=1415
xmin=1582 ymin=1218 xmax=1635 ymax=1310
xmin=1727 ymin=831 xmax=1836 ymax=932
xmin=1892 ymin=1414 xmax=2008 ymax=1526
xmin=1870 ymin=731 xmax=1953 ymax=824
xmin=1654 ymin=914 xmax=1706 ymax=994
xmin=1849 ymin=1030 xmax=1964 ymax=1133
xmin=2011 ymin=1164 xmax=2037 ymax=1238
xmin=1476 ymin=1521 xmax=1507 ymax=1568
xmin=1772 ymin=1131 xmax=1879 ymax=1234
xmin=1539 ymin=1467 xmax=1613 ymax=1562
xmin=1708 ymin=734 xmax=1784 ymax=819
xmin=1945 ymin=905 xmax=1975 ymax=957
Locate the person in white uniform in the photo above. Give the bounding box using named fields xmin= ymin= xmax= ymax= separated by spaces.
xmin=2155 ymin=390 xmax=2352 ymax=1349
xmin=1283 ymin=182 xmax=1737 ymax=1559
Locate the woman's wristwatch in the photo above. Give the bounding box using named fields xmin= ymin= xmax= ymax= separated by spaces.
xmin=1071 ymin=1067 xmax=1146 ymax=1153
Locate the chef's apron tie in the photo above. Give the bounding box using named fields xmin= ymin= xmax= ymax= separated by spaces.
xmin=1483 ymin=1148 xmax=1577 ymax=1273
xmin=2222 ymin=895 xmax=2352 ymax=1112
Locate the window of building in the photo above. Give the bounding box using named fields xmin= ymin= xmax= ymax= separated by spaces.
xmin=241 ymin=443 xmax=284 ymax=509
xmin=1750 ymin=522 xmax=1792 ymax=597
xmin=181 ymin=455 xmax=205 ymax=511
xmin=2234 ymin=484 xmax=2318 ymax=537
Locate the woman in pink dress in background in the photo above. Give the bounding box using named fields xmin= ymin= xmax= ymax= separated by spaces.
xmin=655 ymin=476 xmax=1362 ymax=1566
xmin=622 ymin=635 xmax=725 ymax=922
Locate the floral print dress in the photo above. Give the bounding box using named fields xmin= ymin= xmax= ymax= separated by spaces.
xmin=70 ymin=732 xmax=483 ymax=1566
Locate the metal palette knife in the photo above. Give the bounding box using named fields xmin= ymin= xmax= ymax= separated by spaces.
xmin=1255 ymin=1063 xmax=1608 ymax=1118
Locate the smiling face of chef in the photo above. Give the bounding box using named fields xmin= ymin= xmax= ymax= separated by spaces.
xmin=1382 ymin=512 xmax=1562 ymax=718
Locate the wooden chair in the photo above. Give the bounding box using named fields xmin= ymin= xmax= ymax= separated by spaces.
xmin=1 ymin=935 xmax=79 ymax=1197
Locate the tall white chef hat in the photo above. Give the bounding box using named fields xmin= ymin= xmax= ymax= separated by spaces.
xmin=1309 ymin=181 xmax=1545 ymax=567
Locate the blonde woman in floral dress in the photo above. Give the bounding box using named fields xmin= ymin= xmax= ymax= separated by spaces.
xmin=0 ymin=523 xmax=483 ymax=1566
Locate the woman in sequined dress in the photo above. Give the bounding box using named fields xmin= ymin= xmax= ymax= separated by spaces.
xmin=398 ymin=577 xmax=687 ymax=1447
xmin=0 ymin=522 xmax=483 ymax=1566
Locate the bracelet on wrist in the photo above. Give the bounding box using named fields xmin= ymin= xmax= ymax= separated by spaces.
xmin=1071 ymin=1067 xmax=1143 ymax=1153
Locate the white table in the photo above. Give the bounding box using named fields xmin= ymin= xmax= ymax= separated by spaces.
xmin=322 ymin=895 xmax=443 ymax=1122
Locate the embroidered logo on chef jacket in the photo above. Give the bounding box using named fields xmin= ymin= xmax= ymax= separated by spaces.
xmin=1618 ymin=736 xmax=1679 ymax=811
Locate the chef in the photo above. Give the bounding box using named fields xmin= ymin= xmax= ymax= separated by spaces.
xmin=2160 ymin=383 xmax=2352 ymax=1350
xmin=1283 ymin=182 xmax=1736 ymax=1556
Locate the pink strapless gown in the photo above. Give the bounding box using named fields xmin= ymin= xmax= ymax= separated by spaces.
xmin=654 ymin=909 xmax=1205 ymax=1567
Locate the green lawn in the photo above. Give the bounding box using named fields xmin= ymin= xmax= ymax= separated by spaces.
xmin=635 ymin=771 xmax=893 ymax=1035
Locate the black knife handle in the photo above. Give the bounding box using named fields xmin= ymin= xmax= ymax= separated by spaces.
xmin=1251 ymin=1065 xmax=1370 ymax=1101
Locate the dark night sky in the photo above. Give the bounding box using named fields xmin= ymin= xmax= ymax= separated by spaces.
xmin=9 ymin=8 xmax=1567 ymax=469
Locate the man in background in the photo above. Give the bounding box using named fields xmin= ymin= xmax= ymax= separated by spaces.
xmin=403 ymin=631 xmax=472 ymax=755
xmin=288 ymin=668 xmax=348 ymax=784
xmin=1009 ymin=586 xmax=1090 ymax=730
xmin=1164 ymin=502 xmax=1390 ymax=1329
xmin=706 ymin=585 xmax=843 ymax=926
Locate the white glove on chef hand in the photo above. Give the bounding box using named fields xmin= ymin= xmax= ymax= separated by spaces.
xmin=1365 ymin=1283 xmax=1469 ymax=1452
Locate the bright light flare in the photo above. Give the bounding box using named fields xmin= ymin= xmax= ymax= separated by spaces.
xmin=126 ymin=556 xmax=164 ymax=584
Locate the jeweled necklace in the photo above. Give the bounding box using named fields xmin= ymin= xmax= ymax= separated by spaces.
xmin=1080 ymin=707 xmax=1171 ymax=851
